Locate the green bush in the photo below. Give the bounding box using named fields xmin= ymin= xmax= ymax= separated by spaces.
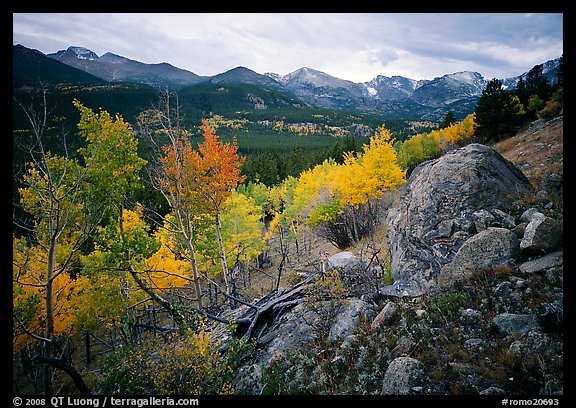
xmin=96 ymin=322 xmax=255 ymax=395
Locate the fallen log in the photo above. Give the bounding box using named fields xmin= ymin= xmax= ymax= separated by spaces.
xmin=235 ymin=271 xmax=319 ymax=341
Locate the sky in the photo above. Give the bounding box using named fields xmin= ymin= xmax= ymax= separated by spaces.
xmin=12 ymin=13 xmax=564 ymax=83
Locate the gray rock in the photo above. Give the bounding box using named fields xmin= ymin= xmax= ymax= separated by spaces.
xmin=460 ymin=308 xmax=482 ymax=324
xmin=339 ymin=334 xmax=358 ymax=351
xmin=472 ymin=209 xmax=495 ymax=232
xmin=520 ymin=208 xmax=539 ymax=223
xmin=515 ymin=278 xmax=529 ymax=289
xmin=327 ymin=251 xmax=381 ymax=297
xmin=537 ymin=299 xmax=563 ymax=332
xmin=381 ymin=357 xmax=425 ymax=395
xmin=234 ymin=363 xmax=262 ymax=395
xmin=508 ymin=331 xmax=562 ymax=359
xmin=415 ymin=309 xmax=427 ymax=319
xmin=545 ymin=267 xmax=563 ymax=287
xmin=254 ymin=296 xmax=371 ymax=365
xmin=380 ymin=280 xmax=424 ymax=298
xmin=390 ymin=336 xmax=415 ymax=360
xmin=256 ymin=302 xmax=319 ymax=366
xmin=329 ymin=355 xmax=345 ymax=370
xmin=511 ymin=222 xmax=528 ymax=238
xmin=480 ymin=386 xmax=507 ymax=395
xmin=438 ymin=228 xmax=520 ymax=287
xmin=519 ymin=251 xmax=563 ymax=274
xmin=464 ymin=338 xmax=484 ymax=351
xmin=538 ymin=173 xmax=563 ymax=196
xmin=328 ymin=298 xmax=371 ymax=342
xmin=491 ymin=209 xmax=517 ymax=229
xmin=371 ymin=301 xmax=399 ymax=331
xmin=327 ymin=251 xmax=360 ymax=269
xmin=492 ymin=313 xmax=541 ymax=336
xmin=520 ymin=212 xmax=563 ymax=254
xmin=493 ymin=281 xmax=514 ymax=297
xmin=386 ymin=143 xmax=532 ymax=293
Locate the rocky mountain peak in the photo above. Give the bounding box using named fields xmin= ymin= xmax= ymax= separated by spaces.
xmin=281 ymin=67 xmax=357 ymax=89
xmin=51 ymin=46 xmax=99 ymax=60
xmin=30 ymin=43 xmax=562 ymax=120
xmin=98 ymin=52 xmax=129 ymax=64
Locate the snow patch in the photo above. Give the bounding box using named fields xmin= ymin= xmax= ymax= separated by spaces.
xmin=69 ymin=46 xmax=97 ymax=60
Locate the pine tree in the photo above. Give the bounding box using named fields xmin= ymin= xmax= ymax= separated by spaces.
xmin=439 ymin=110 xmax=456 ymax=129
xmin=475 ymin=79 xmax=525 ymax=142
xmin=556 ymin=55 xmax=563 ymax=87
xmin=525 ymin=64 xmax=552 ymax=102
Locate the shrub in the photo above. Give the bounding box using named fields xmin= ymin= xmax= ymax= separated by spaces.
xmin=96 ymin=319 xmax=254 ymax=395
xmin=538 ymin=99 xmax=562 ymax=120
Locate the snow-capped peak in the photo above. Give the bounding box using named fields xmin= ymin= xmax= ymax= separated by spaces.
xmin=67 ymin=46 xmax=98 ymax=60
xmin=444 ymin=71 xmax=485 ymax=85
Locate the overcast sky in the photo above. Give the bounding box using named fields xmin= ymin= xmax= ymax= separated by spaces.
xmin=13 ymin=13 xmax=563 ymax=83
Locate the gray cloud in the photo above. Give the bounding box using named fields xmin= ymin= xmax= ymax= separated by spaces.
xmin=13 ymin=13 xmax=563 ymax=83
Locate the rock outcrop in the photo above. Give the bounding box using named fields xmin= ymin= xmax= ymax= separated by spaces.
xmin=231 ymin=138 xmax=563 ymax=396
xmin=386 ymin=143 xmax=533 ymax=293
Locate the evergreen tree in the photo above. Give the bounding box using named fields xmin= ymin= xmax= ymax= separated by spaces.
xmin=341 ymin=135 xmax=359 ymax=155
xmin=474 ymin=78 xmax=525 ymax=142
xmin=439 ymin=110 xmax=456 ymax=129
xmin=525 ymin=64 xmax=552 ymax=103
xmin=286 ymin=146 xmax=308 ymax=177
xmin=514 ymin=77 xmax=529 ymax=107
xmin=556 ymin=54 xmax=563 ymax=87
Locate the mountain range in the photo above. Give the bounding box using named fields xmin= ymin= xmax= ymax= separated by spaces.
xmin=14 ymin=44 xmax=561 ymax=121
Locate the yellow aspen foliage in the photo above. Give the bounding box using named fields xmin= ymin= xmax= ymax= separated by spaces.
xmin=292 ymin=159 xmax=339 ymax=218
xmin=73 ymin=247 xmax=142 ymax=332
xmin=396 ymin=113 xmax=477 ymax=170
xmin=220 ymin=191 xmax=268 ymax=268
xmin=98 ymin=315 xmax=251 ymax=394
xmin=336 ymin=126 xmax=406 ymax=208
xmin=117 ymin=208 xmax=196 ymax=292
xmin=13 ymin=236 xmax=81 ymax=353
xmin=291 ymin=125 xmax=405 ymax=226
xmin=264 ymin=211 xmax=281 ymax=241
xmin=145 ymin=224 xmax=191 ymax=290
xmin=195 ymin=191 xmax=269 ymax=277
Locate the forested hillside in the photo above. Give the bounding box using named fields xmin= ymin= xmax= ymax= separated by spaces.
xmin=12 ymin=53 xmax=563 ymax=397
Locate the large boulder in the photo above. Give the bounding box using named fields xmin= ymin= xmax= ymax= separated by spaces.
xmin=438 ymin=227 xmax=520 ymax=286
xmin=386 ymin=143 xmax=532 ymax=293
xmin=381 ymin=357 xmax=425 ymax=395
xmin=519 ymin=212 xmax=563 ymax=254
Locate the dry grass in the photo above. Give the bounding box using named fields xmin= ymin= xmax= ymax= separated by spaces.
xmin=493 ymin=115 xmax=563 ymax=188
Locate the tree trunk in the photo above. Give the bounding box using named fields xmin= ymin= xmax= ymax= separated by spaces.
xmin=85 ymin=331 xmax=91 ymax=366
xmin=215 ymin=213 xmax=231 ymax=295
xmin=291 ymin=221 xmax=300 ymax=259
xmin=43 ymin=238 xmax=57 ymax=395
xmin=186 ymin=239 xmax=203 ymax=308
xmin=35 ymin=356 xmax=91 ymax=395
xmin=127 ymin=264 xmax=186 ymax=326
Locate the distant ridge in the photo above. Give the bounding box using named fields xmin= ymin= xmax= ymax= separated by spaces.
xmin=14 ymin=44 xmax=561 ymax=121
xmin=13 ymin=44 xmax=106 ymax=88
xmin=47 ymin=46 xmax=206 ymax=88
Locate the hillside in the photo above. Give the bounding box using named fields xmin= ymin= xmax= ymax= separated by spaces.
xmin=12 ymin=98 xmax=564 ymax=395
xmin=494 ymin=115 xmax=563 ymax=191
xmin=13 ymin=44 xmax=106 ymax=88
xmin=12 ymin=40 xmax=564 ymax=396
xmin=228 ymin=115 xmax=563 ymax=396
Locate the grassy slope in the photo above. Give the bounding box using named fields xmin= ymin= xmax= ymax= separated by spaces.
xmin=493 ymin=115 xmax=563 ymax=188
